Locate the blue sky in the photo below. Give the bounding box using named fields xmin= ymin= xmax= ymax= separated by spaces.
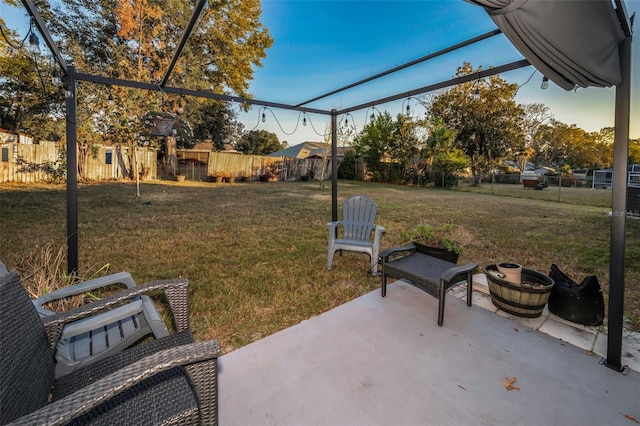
xmin=2 ymin=0 xmax=638 ymax=144
xmin=242 ymin=0 xmax=640 ymax=144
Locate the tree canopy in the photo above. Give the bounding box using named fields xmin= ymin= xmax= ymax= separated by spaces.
xmin=425 ymin=62 xmax=524 ymax=185
xmin=236 ymin=129 xmax=283 ymax=155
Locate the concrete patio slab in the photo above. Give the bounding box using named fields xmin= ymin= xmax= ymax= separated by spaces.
xmin=219 ymin=280 xmax=640 ymax=425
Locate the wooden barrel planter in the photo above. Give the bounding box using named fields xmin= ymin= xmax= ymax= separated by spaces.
xmin=485 ymin=264 xmax=555 ymax=318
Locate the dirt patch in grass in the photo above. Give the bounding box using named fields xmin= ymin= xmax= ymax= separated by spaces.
xmin=1 ymin=180 xmax=638 ymax=352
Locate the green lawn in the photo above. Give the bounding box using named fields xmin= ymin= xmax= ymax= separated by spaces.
xmin=1 ymin=180 xmax=638 ymax=351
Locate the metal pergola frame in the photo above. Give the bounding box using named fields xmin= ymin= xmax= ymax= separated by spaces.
xmin=19 ymin=0 xmax=632 ymax=372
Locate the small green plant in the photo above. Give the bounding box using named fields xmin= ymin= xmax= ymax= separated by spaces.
xmin=400 ymin=222 xmax=472 ymax=254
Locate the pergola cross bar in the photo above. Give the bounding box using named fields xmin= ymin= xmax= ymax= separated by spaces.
xmin=337 ymin=58 xmax=531 ymax=115
xmin=295 ymin=28 xmax=502 ymax=108
xmin=77 ymin=72 xmax=331 ymax=116
xmin=159 ymin=0 xmax=207 ymax=88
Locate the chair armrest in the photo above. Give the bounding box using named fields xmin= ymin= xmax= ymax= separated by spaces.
xmin=373 ymin=225 xmax=385 ymax=236
xmin=379 ymin=245 xmax=416 ymax=262
xmin=441 ymin=262 xmax=478 ymax=283
xmin=42 ymin=278 xmax=190 ymax=348
xmin=327 ymin=221 xmax=342 ymax=230
xmin=33 ymin=272 xmax=137 ymax=316
xmin=8 ymin=340 xmax=222 ymax=426
xmin=59 ymin=299 xmax=145 ymax=340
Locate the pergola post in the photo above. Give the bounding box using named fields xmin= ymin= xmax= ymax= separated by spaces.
xmin=65 ymin=64 xmax=79 ymax=275
xmin=604 ymin=34 xmax=632 ymax=373
xmin=331 ymin=109 xmax=338 ymax=221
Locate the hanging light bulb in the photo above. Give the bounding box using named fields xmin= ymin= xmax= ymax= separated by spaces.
xmin=28 ymin=32 xmax=41 ymax=56
xmin=51 ymin=69 xmax=62 ymax=86
xmin=405 ymin=103 xmax=411 ymax=116
xmin=472 ymin=87 xmax=480 ymax=100
xmin=541 ymin=76 xmax=549 ymax=90
xmin=107 ymin=93 xmax=114 ymax=105
xmin=303 ymin=115 xmax=307 ymax=126
xmin=370 ymin=112 xmax=375 ymax=122
xmin=344 ymin=117 xmax=349 ymax=126
xmin=261 ymin=111 xmax=266 ymax=122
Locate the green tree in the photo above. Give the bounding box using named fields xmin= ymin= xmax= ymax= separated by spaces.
xmin=337 ymin=149 xmax=356 ymax=180
xmin=187 ymin=100 xmax=243 ymax=150
xmin=0 ymin=16 xmax=65 ymax=141
xmin=629 ymin=139 xmax=640 ymax=165
xmin=237 ymin=129 xmax=283 ymax=155
xmin=518 ymin=103 xmax=553 ymax=171
xmin=426 ymin=62 xmax=524 ymax=185
xmin=423 ymin=121 xmax=469 ymax=187
xmin=37 ymin=0 xmax=272 ymax=177
xmin=352 ymin=111 xmax=396 ymax=182
xmin=390 ymin=113 xmax=420 ymax=182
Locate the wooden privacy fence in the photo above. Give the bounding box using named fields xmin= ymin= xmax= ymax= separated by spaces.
xmin=162 ymin=151 xmax=335 ymax=182
xmin=1 ymin=141 xmax=59 ymax=183
xmin=196 ymin=152 xmax=333 ymax=181
xmin=82 ymin=146 xmax=157 ymax=181
xmin=0 ymin=142 xmax=157 ymax=183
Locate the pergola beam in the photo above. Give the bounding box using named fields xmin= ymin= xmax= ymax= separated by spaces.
xmin=77 ymin=73 xmax=332 ymax=116
xmin=337 ymin=59 xmax=531 ymax=115
xmin=159 ymin=0 xmax=208 ymax=88
xmin=295 ymin=29 xmax=502 ymax=108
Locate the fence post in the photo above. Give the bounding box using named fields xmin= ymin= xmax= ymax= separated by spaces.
xmin=557 ymin=177 xmax=562 ymax=202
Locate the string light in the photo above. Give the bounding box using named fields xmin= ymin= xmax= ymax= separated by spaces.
xmin=261 ymin=111 xmax=266 ymax=122
xmin=541 ymin=76 xmax=549 ymax=90
xmin=303 ymin=113 xmax=307 ymax=126
xmin=177 ymin=96 xmax=184 ymax=114
xmin=28 ymin=32 xmax=40 ymax=56
xmin=51 ymin=69 xmax=62 ymax=86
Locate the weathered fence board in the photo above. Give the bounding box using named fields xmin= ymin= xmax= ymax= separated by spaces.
xmin=0 ymin=142 xmax=157 ymax=183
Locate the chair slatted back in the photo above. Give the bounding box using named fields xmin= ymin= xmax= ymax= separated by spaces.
xmin=342 ymin=195 xmax=377 ymax=241
xmin=0 ymin=271 xmax=55 ymax=424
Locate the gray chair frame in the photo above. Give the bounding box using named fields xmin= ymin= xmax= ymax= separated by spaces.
xmin=32 ymin=271 xmax=170 ymax=377
xmin=1 ymin=270 xmax=221 ymax=425
xmin=327 ymin=195 xmax=385 ymax=275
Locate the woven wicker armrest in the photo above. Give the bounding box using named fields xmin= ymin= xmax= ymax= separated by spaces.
xmin=8 ymin=340 xmax=222 ymax=426
xmin=42 ymin=278 xmax=190 ymax=348
xmin=441 ymin=262 xmax=478 ymax=283
xmin=379 ymin=245 xmax=416 ymax=262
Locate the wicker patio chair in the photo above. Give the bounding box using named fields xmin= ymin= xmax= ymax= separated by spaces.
xmin=0 ymin=270 xmax=221 ymax=426
xmin=327 ymin=194 xmax=385 ymax=275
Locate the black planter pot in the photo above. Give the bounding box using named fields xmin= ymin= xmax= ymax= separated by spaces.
xmin=414 ymin=243 xmax=459 ymax=264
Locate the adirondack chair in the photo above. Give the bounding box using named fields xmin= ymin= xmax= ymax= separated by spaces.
xmin=0 ymin=270 xmax=221 ymax=425
xmin=327 ymin=195 xmax=385 ymax=275
xmin=31 ymin=271 xmax=170 ymax=377
xmin=1 ymin=261 xmax=170 ymax=377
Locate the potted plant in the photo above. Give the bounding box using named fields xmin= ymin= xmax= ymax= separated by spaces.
xmin=400 ymin=222 xmax=472 ymax=263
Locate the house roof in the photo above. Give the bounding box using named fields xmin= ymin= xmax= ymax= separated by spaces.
xmin=268 ymin=142 xmax=352 ymax=159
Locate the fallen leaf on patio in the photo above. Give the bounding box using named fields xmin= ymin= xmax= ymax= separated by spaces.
xmin=513 ymin=326 xmax=519 ymax=332
xmin=500 ymin=376 xmax=520 ymax=390
xmin=624 ymin=414 xmax=640 ymax=424
xmin=458 ymin=385 xmax=466 ymax=391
